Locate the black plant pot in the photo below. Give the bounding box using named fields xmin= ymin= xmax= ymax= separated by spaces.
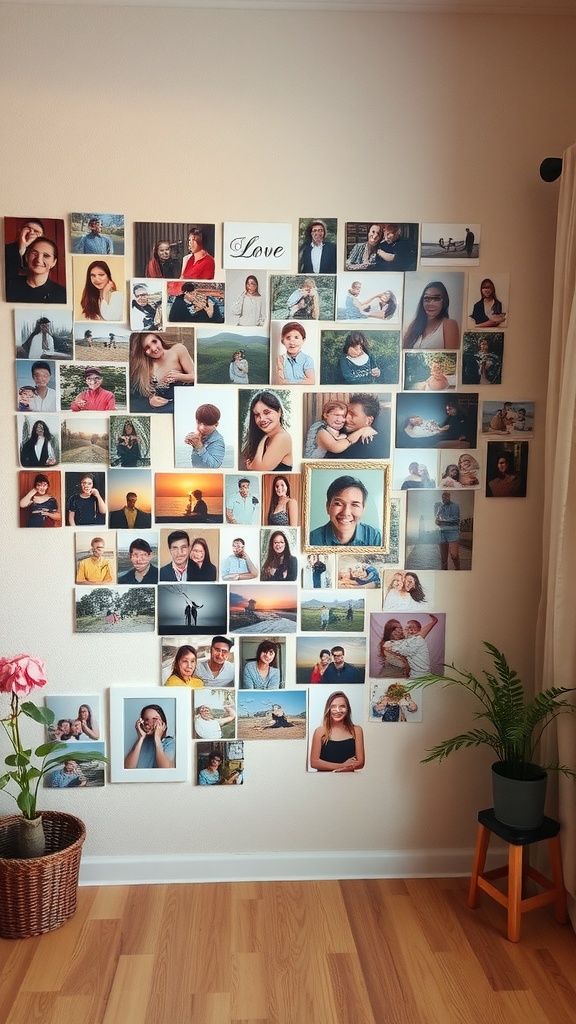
xmin=491 ymin=762 xmax=547 ymax=830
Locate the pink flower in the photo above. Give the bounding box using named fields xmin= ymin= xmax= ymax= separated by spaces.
xmin=0 ymin=655 xmax=47 ymax=697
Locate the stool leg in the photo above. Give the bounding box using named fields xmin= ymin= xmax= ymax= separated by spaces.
xmin=468 ymin=824 xmax=490 ymax=908
xmin=549 ymin=837 xmax=568 ymax=924
xmin=507 ymin=844 xmax=523 ymax=942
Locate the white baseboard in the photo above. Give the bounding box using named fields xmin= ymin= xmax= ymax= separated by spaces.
xmin=79 ymin=844 xmax=506 ymax=886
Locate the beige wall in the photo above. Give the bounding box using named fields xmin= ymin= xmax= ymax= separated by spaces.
xmin=1 ymin=5 xmax=575 ymax=873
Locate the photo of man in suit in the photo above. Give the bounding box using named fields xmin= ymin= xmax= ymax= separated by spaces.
xmin=109 ymin=492 xmax=151 ymax=529
xmin=298 ymin=219 xmax=337 ymax=275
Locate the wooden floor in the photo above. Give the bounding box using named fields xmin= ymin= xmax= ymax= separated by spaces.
xmin=1 ymin=877 xmax=575 ymax=1024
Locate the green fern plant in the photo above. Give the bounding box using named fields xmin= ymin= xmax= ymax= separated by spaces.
xmin=411 ymin=642 xmax=576 ymax=780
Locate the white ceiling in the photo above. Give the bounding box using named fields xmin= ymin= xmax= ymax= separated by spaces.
xmin=2 ymin=0 xmax=576 ymax=13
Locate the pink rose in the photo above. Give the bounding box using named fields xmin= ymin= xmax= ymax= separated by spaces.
xmin=0 ymin=655 xmax=47 ymax=696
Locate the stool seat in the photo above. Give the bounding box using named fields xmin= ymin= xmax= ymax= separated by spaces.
xmin=468 ymin=807 xmax=567 ymax=942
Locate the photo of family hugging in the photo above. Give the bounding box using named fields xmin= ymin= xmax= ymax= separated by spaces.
xmin=369 ymin=612 xmax=445 ymax=681
xmin=43 ymin=694 xmax=106 ymax=788
xmin=395 ymin=392 xmax=478 ymax=449
xmin=303 ymin=391 xmax=391 ymax=461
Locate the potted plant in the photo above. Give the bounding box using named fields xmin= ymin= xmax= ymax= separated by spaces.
xmin=0 ymin=654 xmax=107 ymax=938
xmin=411 ymin=642 xmax=576 ymax=829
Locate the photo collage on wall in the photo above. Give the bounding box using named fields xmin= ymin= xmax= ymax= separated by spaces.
xmin=6 ymin=214 xmax=531 ymax=784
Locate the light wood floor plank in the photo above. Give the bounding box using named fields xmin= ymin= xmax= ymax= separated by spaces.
xmin=1 ymin=878 xmax=575 ymax=1024
xmin=19 ymin=894 xmax=94 ymax=993
xmin=87 ymin=883 xmax=130 ymax=921
xmin=5 ymin=992 xmax=56 ymax=1024
xmin=101 ymin=954 xmax=155 ymax=1024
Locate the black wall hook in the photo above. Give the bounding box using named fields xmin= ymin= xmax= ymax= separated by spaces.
xmin=540 ymin=157 xmax=563 ymax=182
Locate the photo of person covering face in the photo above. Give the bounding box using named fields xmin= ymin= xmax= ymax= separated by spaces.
xmin=174 ymin=388 xmax=236 ymax=471
xmin=110 ymin=687 xmax=189 ymax=782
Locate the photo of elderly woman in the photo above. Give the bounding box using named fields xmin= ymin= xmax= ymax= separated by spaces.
xmin=197 ymin=741 xmax=244 ymax=785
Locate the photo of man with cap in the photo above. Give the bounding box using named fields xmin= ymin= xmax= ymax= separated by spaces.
xmin=70 ymin=366 xmax=116 ymax=411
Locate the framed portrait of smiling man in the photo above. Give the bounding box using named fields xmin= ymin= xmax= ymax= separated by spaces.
xmin=303 ymin=462 xmax=390 ymax=553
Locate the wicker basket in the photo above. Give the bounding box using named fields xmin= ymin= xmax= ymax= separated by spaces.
xmin=0 ymin=812 xmax=86 ymax=939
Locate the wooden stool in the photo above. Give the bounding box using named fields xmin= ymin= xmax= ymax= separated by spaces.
xmin=468 ymin=808 xmax=567 ymax=942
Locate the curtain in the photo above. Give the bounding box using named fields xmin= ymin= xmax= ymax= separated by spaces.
xmin=536 ymin=141 xmax=576 ymax=930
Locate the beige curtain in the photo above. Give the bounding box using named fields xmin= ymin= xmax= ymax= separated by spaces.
xmin=536 ymin=141 xmax=576 ymax=930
